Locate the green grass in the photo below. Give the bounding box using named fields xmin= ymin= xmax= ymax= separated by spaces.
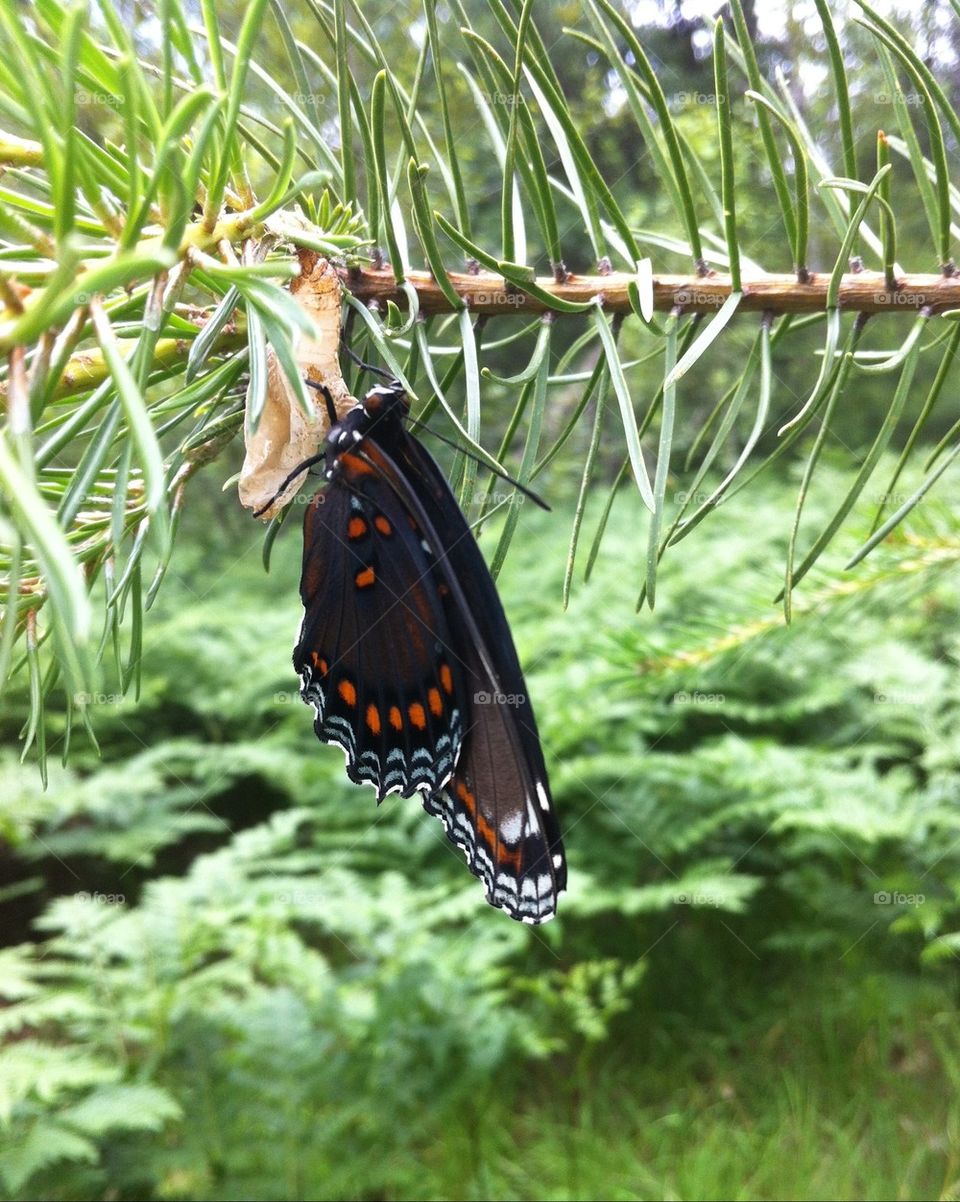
xmin=473 ymin=977 xmax=959 ymax=1202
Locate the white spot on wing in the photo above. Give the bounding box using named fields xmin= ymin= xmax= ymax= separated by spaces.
xmin=500 ymin=811 xmax=523 ymax=843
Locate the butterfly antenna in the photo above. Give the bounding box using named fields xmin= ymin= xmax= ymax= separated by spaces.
xmin=407 ymin=415 xmax=551 ymax=512
xmin=255 ymin=379 xmax=345 ymax=517
xmin=252 ymin=450 xmax=327 ymax=518
xmin=305 ymin=379 xmax=340 ymax=424
xmin=341 ymin=341 xmax=394 ymax=381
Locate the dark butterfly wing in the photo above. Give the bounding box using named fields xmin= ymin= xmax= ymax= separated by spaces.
xmin=422 ymin=637 xmax=567 ymax=923
xmin=362 ymin=428 xmax=567 ymax=923
xmin=295 ymin=467 xmax=468 ymax=800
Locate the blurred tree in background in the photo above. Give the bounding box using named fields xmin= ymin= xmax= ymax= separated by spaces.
xmin=2 ymin=1 xmax=960 ymax=1198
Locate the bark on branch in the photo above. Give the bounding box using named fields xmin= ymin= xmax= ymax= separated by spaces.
xmin=340 ymin=266 xmax=960 ymax=316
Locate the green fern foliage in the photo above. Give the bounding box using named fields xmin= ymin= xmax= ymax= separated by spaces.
xmin=2 ymin=470 xmax=960 ymax=1196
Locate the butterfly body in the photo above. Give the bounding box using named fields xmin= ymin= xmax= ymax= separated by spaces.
xmin=294 ymin=382 xmax=567 ymax=923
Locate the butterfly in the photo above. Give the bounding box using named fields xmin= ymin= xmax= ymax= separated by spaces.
xmin=287 ymin=378 xmax=567 ymax=923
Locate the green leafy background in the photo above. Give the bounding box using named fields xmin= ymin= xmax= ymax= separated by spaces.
xmin=4 ymin=463 xmax=960 ymax=1199
xmin=4 ymin=1 xmax=960 ymax=1198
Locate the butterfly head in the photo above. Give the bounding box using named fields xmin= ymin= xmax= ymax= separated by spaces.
xmin=361 ymin=380 xmax=409 ymax=424
xmin=322 ymin=382 xmax=409 ymax=480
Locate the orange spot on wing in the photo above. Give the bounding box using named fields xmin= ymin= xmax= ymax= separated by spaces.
xmin=366 ymin=703 xmax=381 ymax=735
xmin=454 ymin=778 xmax=522 ymax=869
xmin=428 ymin=687 xmax=443 ymax=717
xmin=408 ymin=701 xmax=427 ymax=730
xmin=355 ymin=566 xmax=375 ymax=589
xmin=348 ymin=516 xmax=367 ymax=539
xmin=340 ymin=451 xmax=376 ymax=479
xmin=440 ymin=664 xmax=453 ymax=695
xmin=309 ymin=652 xmax=329 ymax=676
xmin=374 ymin=514 xmax=393 ymax=536
xmin=491 ymin=835 xmax=522 ymax=871
xmin=455 ymin=779 xmax=476 ymax=812
xmin=338 ymin=679 xmax=357 ymax=707
xmin=389 ymin=705 xmax=403 ymax=731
